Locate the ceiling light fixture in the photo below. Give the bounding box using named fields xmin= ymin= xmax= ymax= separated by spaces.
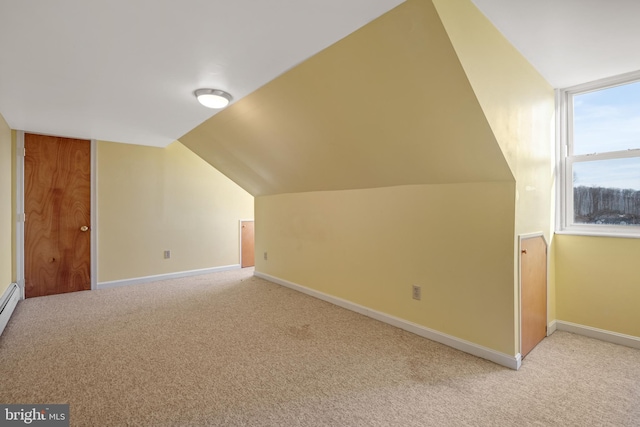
xmin=194 ymin=88 xmax=233 ymax=109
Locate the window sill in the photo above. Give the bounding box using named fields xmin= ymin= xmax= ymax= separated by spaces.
xmin=555 ymin=228 xmax=640 ymax=239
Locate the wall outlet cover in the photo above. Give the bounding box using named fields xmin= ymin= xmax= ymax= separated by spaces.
xmin=412 ymin=285 xmax=421 ymax=300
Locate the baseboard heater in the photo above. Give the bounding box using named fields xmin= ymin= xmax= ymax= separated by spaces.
xmin=0 ymin=283 xmax=20 ymax=337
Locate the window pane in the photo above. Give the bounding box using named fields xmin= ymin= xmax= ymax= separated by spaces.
xmin=573 ymin=80 xmax=640 ymax=155
xmin=573 ymin=158 xmax=640 ymax=225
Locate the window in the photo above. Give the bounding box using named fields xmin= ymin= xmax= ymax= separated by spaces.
xmin=559 ymin=74 xmax=640 ymax=237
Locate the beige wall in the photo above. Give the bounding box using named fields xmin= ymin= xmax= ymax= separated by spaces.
xmin=97 ymin=140 xmax=254 ymax=282
xmin=256 ymin=182 xmax=517 ymax=355
xmin=555 ymin=235 xmax=640 ymax=338
xmin=0 ymin=114 xmax=12 ymax=296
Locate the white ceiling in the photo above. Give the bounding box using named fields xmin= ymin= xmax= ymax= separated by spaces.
xmin=1 ymin=0 xmax=639 ymax=147
xmin=470 ymin=0 xmax=640 ymax=89
xmin=0 ymin=0 xmax=404 ymax=147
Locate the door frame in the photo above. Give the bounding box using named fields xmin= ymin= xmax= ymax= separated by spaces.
xmin=239 ymin=219 xmax=254 ymax=268
xmin=15 ymin=131 xmax=97 ymax=299
xmin=518 ymin=232 xmax=549 ymax=357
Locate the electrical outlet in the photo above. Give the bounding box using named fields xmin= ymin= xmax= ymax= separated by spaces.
xmin=263 ymin=251 xmax=268 ymax=261
xmin=164 ymin=250 xmax=171 ymax=259
xmin=412 ymin=285 xmax=421 ymax=301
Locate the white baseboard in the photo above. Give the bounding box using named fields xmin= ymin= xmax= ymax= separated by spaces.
xmin=547 ymin=320 xmax=557 ymax=336
xmin=98 ymin=264 xmax=241 ymax=289
xmin=254 ymin=271 xmax=521 ymax=370
xmin=0 ymin=283 xmax=20 ymax=337
xmin=556 ymin=320 xmax=640 ymax=350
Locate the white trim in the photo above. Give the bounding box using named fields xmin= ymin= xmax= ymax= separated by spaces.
xmin=254 ymin=271 xmax=522 ymax=370
xmin=15 ymin=132 xmax=25 ymax=300
xmin=518 ymin=233 xmax=549 ymax=356
xmin=558 ymin=71 xmax=640 ymax=237
xmin=555 ymin=228 xmax=640 ymax=239
xmin=556 ymin=320 xmax=640 ymax=350
xmin=15 ymin=132 xmax=97 ymax=295
xmin=518 ymin=232 xmax=548 ymax=241
xmin=0 ymin=283 xmax=20 ymax=336
xmin=91 ymin=140 xmax=97 ymax=290
xmin=554 ymin=88 xmax=564 ymax=233
xmin=97 ymin=264 xmax=241 ymax=289
xmin=547 ymin=320 xmax=557 ymax=336
xmin=564 ymin=69 xmax=640 ymax=95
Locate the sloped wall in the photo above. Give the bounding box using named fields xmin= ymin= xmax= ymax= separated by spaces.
xmin=432 ymin=0 xmax=554 ymax=241
xmin=180 ymin=0 xmax=513 ymax=196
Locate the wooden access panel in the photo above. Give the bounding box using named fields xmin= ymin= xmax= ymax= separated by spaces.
xmin=24 ymin=133 xmax=91 ymax=298
xmin=241 ymin=221 xmax=255 ymax=268
xmin=520 ymin=236 xmax=547 ymax=358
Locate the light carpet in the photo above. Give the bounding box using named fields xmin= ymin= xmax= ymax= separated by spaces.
xmin=1 ymin=268 xmax=639 ymax=426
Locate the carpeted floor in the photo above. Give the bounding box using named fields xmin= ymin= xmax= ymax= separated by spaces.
xmin=1 ymin=268 xmax=639 ymax=426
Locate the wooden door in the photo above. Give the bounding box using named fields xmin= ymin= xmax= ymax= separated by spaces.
xmin=521 ymin=236 xmax=547 ymax=358
xmin=241 ymin=221 xmax=255 ymax=268
xmin=24 ymin=134 xmax=91 ymax=298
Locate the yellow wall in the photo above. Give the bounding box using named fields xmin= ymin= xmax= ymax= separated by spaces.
xmin=432 ymin=0 xmax=555 ymax=240
xmin=97 ymin=140 xmax=254 ymax=282
xmin=213 ymin=0 xmax=566 ymax=357
xmin=256 ymin=182 xmax=517 ymax=354
xmin=0 ymin=114 xmax=11 ymax=296
xmin=433 ymin=0 xmax=556 ymax=351
xmin=232 ymin=0 xmax=522 ymax=356
xmin=555 ymin=235 xmax=640 ymax=337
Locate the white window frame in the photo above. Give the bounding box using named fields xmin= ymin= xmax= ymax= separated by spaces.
xmin=557 ymin=70 xmax=640 ymax=238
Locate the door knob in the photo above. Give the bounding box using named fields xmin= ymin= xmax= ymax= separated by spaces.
xmin=80 ymin=226 xmax=89 ymax=232
xmin=521 ymin=249 xmax=527 ymax=254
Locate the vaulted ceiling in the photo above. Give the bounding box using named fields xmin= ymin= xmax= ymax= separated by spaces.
xmin=1 ymin=0 xmax=639 ymax=149
xmin=1 ymin=0 xmax=639 ymax=197
xmin=0 ymin=0 xmax=404 ymax=147
xmin=179 ymin=0 xmax=513 ymax=196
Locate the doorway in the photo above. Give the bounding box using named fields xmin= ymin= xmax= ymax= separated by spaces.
xmin=240 ymin=220 xmax=255 ymax=268
xmin=520 ymin=234 xmax=548 ymax=358
xmin=21 ymin=133 xmax=95 ymax=297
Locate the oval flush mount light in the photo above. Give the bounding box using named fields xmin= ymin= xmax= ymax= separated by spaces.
xmin=194 ymin=88 xmax=233 ymax=109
